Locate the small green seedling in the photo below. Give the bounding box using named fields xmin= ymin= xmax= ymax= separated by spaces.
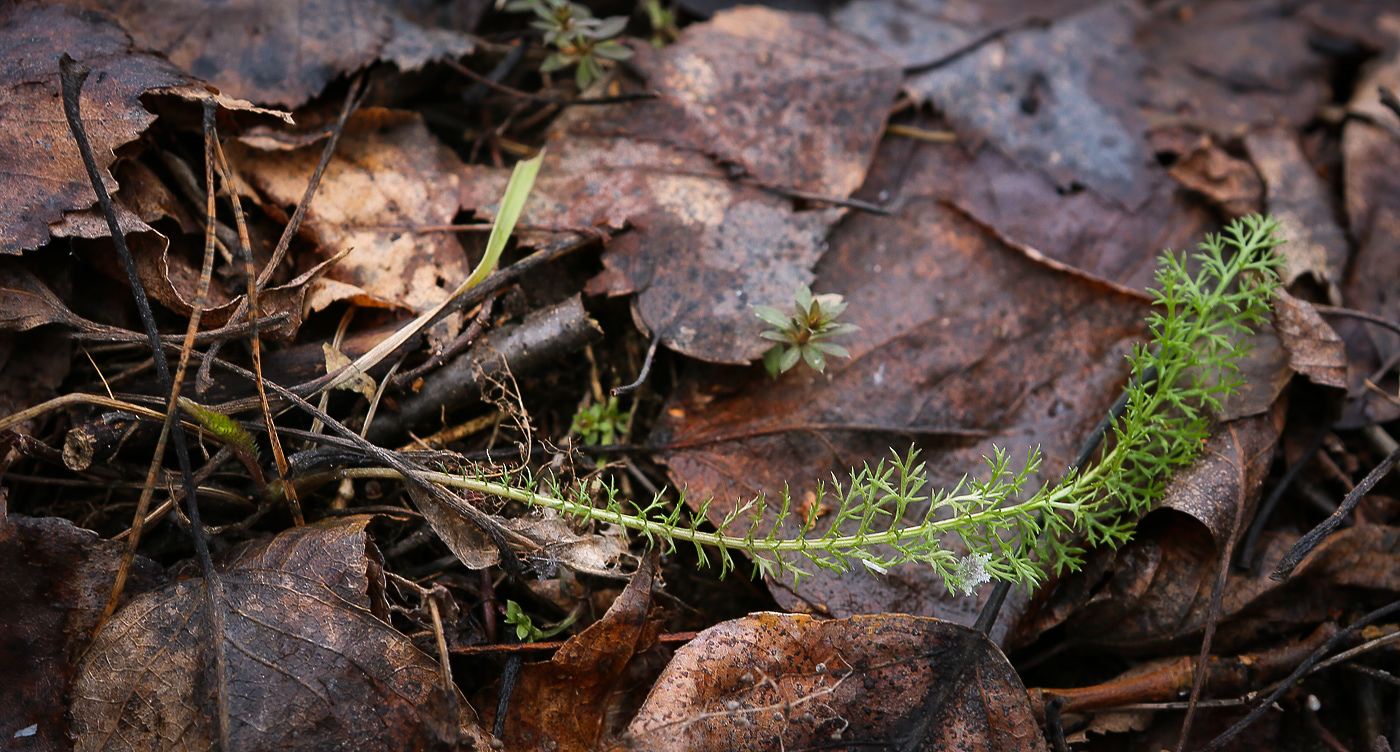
xmin=503 ymin=599 xmax=581 ymax=642
xmin=571 ymin=395 xmax=630 ymax=446
xmin=504 ymin=0 xmax=633 ymax=90
xmin=754 ymin=284 xmax=859 ymax=378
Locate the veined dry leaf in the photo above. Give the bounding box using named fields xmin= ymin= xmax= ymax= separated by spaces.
xmin=70 ymin=516 xmax=492 ymax=751
xmin=460 ymin=7 xmax=901 ymax=364
xmin=0 ymin=3 xmax=280 ymax=255
xmin=323 ymin=342 xmax=377 ymax=400
xmin=625 ymin=612 xmax=1045 ymax=751
xmin=1245 ymin=128 xmax=1349 ymax=300
xmin=103 ymin=0 xmax=474 ymax=108
xmin=0 ymin=508 xmax=166 ymax=750
xmin=228 ymin=109 xmax=473 ymax=313
xmin=1272 ymin=289 xmax=1347 ymax=390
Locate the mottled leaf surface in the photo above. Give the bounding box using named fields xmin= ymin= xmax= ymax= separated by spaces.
xmin=626 ymin=612 xmax=1045 ymax=751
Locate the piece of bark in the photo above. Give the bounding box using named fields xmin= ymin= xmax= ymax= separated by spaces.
xmin=367 ymin=296 xmax=602 ymax=442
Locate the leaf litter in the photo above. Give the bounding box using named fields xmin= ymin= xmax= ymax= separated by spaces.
xmin=1 ymin=1 xmax=1399 ymax=751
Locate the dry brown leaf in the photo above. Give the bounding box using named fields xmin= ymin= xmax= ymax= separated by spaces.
xmin=1168 ymin=140 xmax=1264 ymax=219
xmin=1272 ymin=289 xmax=1348 ymax=390
xmin=1245 ymin=128 xmax=1350 ymax=300
xmin=480 ymin=553 xmax=660 ymax=751
xmin=1341 ymin=48 xmax=1400 ymax=386
xmin=104 ymin=0 xmax=474 ymax=108
xmin=70 ymin=516 xmax=492 ymax=751
xmin=0 ymin=3 xmax=282 ymax=256
xmin=624 ymin=612 xmax=1046 ymax=751
xmin=228 ymin=109 xmax=473 ymax=313
xmin=0 ymin=508 xmax=166 ymax=750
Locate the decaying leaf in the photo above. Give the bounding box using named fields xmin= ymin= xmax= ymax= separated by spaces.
xmin=408 ymin=486 xmax=632 ymax=577
xmin=323 ymin=342 xmax=378 ymax=400
xmin=1245 ymin=128 xmax=1349 ymax=300
xmin=0 ymin=3 xmax=280 ymax=256
xmin=70 ymin=516 xmax=493 ymax=751
xmin=0 ymin=508 xmax=166 ymax=750
xmin=480 ymin=553 xmax=661 ymax=751
xmin=1342 ymin=51 xmax=1400 ymax=365
xmin=460 ymin=7 xmax=901 ymax=364
xmin=103 ymin=0 xmax=475 ymax=108
xmin=1272 ymin=289 xmax=1348 ymax=390
xmin=625 ymin=612 xmax=1045 ymax=751
xmin=1168 ymin=139 xmax=1264 ymax=219
xmin=228 ymin=109 xmax=474 ymax=313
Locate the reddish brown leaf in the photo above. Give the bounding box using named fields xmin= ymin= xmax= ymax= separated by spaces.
xmin=625 ymin=612 xmax=1045 ymax=751
xmin=228 ymin=109 xmax=474 ymax=314
xmin=1168 ymin=140 xmax=1264 ymax=220
xmin=70 ymin=516 xmax=492 ymax=751
xmin=0 ymin=3 xmax=283 ymax=256
xmin=1272 ymin=289 xmax=1348 ymax=390
xmin=0 ymin=505 xmax=166 ymax=751
xmin=1245 ymin=128 xmax=1350 ymax=300
xmin=104 ymin=0 xmax=474 ymax=108
xmin=480 ymin=553 xmax=661 ymax=751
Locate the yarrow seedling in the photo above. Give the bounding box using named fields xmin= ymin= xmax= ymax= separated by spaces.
xmin=754 ymin=284 xmax=860 ymax=378
xmin=338 ymin=216 xmax=1285 ymax=597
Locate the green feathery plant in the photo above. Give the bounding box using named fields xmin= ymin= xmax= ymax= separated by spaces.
xmin=354 ymin=216 xmax=1282 ymax=594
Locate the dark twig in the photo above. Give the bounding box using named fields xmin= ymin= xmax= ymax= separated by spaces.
xmin=60 ymin=54 xmax=226 ymax=746
xmin=1200 ymin=597 xmax=1400 ymax=752
xmin=1314 ymin=304 xmax=1400 ymax=339
xmin=902 ymin=17 xmax=1051 ymax=75
xmin=391 ymin=292 xmax=498 ymax=388
xmin=613 ymin=329 xmax=661 ymax=396
xmin=755 ymin=183 xmax=890 ymax=215
xmin=59 ymin=55 xmax=212 ymax=578
xmin=1237 ymin=417 xmax=1332 ymax=568
xmin=1272 ymin=443 xmax=1400 ymax=580
xmin=197 ymin=75 xmax=366 ymax=393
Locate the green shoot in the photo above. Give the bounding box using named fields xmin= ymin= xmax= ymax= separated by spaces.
xmin=341 ymin=215 xmax=1282 ymax=594
xmin=465 ymin=150 xmax=544 ymax=292
xmin=754 ymin=284 xmax=859 ymax=377
xmin=503 ymin=599 xmax=582 ymax=642
xmin=178 ymin=397 xmax=266 ymax=487
xmin=571 ymin=396 xmax=630 ymax=446
xmin=179 ymin=397 xmax=259 ymax=461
